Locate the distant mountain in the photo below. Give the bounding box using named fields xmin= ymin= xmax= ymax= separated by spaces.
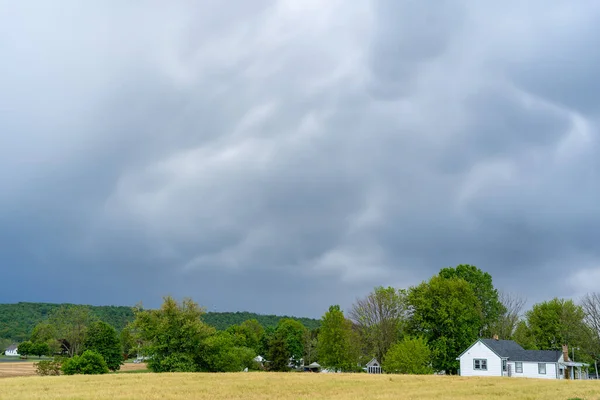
xmin=0 ymin=302 xmax=320 ymax=341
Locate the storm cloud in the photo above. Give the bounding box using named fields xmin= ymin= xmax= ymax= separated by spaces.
xmin=1 ymin=0 xmax=600 ymax=317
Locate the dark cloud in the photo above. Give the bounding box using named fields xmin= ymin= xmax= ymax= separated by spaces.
xmin=1 ymin=1 xmax=599 ymax=317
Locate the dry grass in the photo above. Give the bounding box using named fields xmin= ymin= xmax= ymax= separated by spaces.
xmin=0 ymin=362 xmax=147 ymax=379
xmin=0 ymin=373 xmax=599 ymax=400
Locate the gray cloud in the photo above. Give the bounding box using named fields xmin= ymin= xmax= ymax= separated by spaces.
xmin=1 ymin=1 xmax=599 ymax=317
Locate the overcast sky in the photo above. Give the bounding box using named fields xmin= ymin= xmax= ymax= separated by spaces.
xmin=1 ymin=1 xmax=599 ymax=318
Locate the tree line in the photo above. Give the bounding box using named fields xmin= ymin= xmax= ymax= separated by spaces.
xmin=0 ymin=302 xmax=320 ymax=342
xmin=7 ymin=264 xmax=600 ymax=376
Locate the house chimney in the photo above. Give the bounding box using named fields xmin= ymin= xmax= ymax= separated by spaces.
xmin=562 ymin=344 xmax=570 ymax=362
xmin=493 ymin=334 xmax=499 ymax=341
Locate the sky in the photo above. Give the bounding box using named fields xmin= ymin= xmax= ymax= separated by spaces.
xmin=1 ymin=1 xmax=600 ymax=318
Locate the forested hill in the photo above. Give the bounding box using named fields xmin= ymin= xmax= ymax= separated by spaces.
xmin=0 ymin=302 xmax=320 ymax=341
xmin=202 ymin=311 xmax=321 ymax=331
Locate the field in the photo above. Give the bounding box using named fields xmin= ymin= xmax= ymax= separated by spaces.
xmin=0 ymin=373 xmax=599 ymax=400
xmin=0 ymin=361 xmax=147 ymax=379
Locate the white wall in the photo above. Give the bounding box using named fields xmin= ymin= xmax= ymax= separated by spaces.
xmin=5 ymin=349 xmax=19 ymax=357
xmin=459 ymin=341 xmax=502 ymax=377
xmin=508 ymin=361 xmax=558 ymax=379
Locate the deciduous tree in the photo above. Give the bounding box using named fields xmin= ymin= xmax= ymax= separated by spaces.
xmin=407 ymin=276 xmax=481 ymax=373
xmin=526 ymin=298 xmax=586 ymax=350
xmin=132 ymin=296 xmax=216 ymax=372
xmin=49 ymin=306 xmax=95 ymax=357
xmin=490 ymin=291 xmax=526 ymax=339
xmin=84 ymin=321 xmax=124 ymax=371
xmin=439 ymin=264 xmax=504 ymax=337
xmin=317 ymin=305 xmax=357 ymax=371
xmin=382 ymin=336 xmax=433 ymax=375
xmin=349 ymin=286 xmax=407 ymax=362
xmin=17 ymin=341 xmax=32 ymax=358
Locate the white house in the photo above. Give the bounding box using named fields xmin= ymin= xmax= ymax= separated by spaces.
xmin=4 ymin=344 xmax=19 ymax=357
xmin=366 ymin=358 xmax=382 ymax=374
xmin=458 ymin=337 xmax=589 ymax=380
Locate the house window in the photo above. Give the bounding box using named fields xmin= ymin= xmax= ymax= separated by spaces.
xmin=502 ymin=359 xmax=507 ymax=371
xmin=474 ymin=359 xmax=487 ymax=370
xmin=538 ymin=363 xmax=546 ymax=374
xmin=515 ymin=362 xmax=523 ymax=373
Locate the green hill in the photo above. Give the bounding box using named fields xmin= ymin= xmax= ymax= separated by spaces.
xmin=0 ymin=302 xmax=320 ymax=341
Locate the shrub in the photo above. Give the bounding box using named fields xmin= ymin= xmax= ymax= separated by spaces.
xmin=61 ymin=350 xmax=109 ymax=375
xmin=35 ymin=360 xmax=62 ymax=376
xmin=383 ymin=336 xmax=433 ymax=375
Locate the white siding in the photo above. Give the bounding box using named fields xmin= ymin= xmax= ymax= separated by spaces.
xmin=5 ymin=349 xmax=19 ymax=357
xmin=459 ymin=341 xmax=502 ymax=377
xmin=508 ymin=361 xmax=558 ymax=379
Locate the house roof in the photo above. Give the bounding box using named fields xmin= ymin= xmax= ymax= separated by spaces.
xmin=6 ymin=344 xmax=18 ymax=351
xmin=480 ymin=339 xmax=562 ymax=363
xmin=366 ymin=358 xmax=380 ymax=367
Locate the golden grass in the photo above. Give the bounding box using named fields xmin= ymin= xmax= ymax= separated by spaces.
xmin=0 ymin=362 xmax=147 ymax=379
xmin=0 ymin=373 xmax=599 ymax=400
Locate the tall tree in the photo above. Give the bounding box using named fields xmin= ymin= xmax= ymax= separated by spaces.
xmin=317 ymin=305 xmax=357 ymax=371
xmin=525 ymin=298 xmax=586 ymax=350
xmin=580 ymin=293 xmax=600 ymax=375
xmin=132 ymin=296 xmax=216 ymax=372
xmin=513 ymin=320 xmax=537 ymax=350
xmin=49 ymin=306 xmax=95 ymax=357
xmin=226 ymin=319 xmax=264 ymax=354
xmin=439 ymin=264 xmax=504 ymax=337
xmin=581 ymin=293 xmax=600 ymax=348
xmin=267 ymin=319 xmax=306 ymax=370
xmin=489 ymin=291 xmax=526 ymax=339
xmin=84 ymin=321 xmax=124 ymax=371
xmin=407 ymin=276 xmax=481 ymax=373
xmin=348 ymin=286 xmax=407 ymax=362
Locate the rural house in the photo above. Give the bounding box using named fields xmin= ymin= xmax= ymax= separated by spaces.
xmin=4 ymin=344 xmax=19 ymax=357
xmin=457 ymin=336 xmax=589 ymax=379
xmin=365 ymin=358 xmax=382 ymax=374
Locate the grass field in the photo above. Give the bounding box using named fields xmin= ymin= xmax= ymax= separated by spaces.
xmin=0 ymin=373 xmax=599 ymax=400
xmin=0 ymin=362 xmax=148 ymax=379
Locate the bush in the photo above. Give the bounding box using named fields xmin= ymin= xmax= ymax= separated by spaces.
xmin=61 ymin=350 xmax=109 ymax=375
xmin=35 ymin=360 xmax=62 ymax=376
xmin=383 ymin=336 xmax=433 ymax=375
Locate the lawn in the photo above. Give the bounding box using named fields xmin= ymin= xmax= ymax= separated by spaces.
xmin=0 ymin=373 xmax=599 ymax=400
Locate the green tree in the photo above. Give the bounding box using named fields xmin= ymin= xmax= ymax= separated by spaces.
xmin=84 ymin=321 xmax=124 ymax=371
xmin=513 ymin=320 xmax=537 ymax=349
xmin=132 ymin=296 xmax=215 ymax=372
xmin=30 ymin=322 xmax=61 ymax=355
xmin=62 ymin=350 xmax=109 ymax=375
xmin=407 ymin=276 xmax=481 ymax=373
xmin=317 ymin=305 xmax=357 ymax=371
xmin=120 ymin=324 xmax=137 ymax=359
xmin=348 ymin=286 xmax=407 ymax=362
xmin=201 ymin=332 xmax=256 ymax=372
xmin=266 ymin=335 xmax=289 ymax=371
xmin=17 ymin=341 xmax=33 ymax=358
xmin=226 ymin=319 xmax=264 ymax=353
xmin=303 ymin=328 xmax=319 ymax=365
xmin=267 ymin=318 xmax=306 ymax=369
xmin=525 ymin=298 xmax=587 ymax=350
xmin=49 ymin=305 xmax=95 ymax=357
xmin=439 ymin=264 xmax=504 ymax=337
xmin=382 ymin=337 xmax=433 ymax=374
xmin=31 ymin=342 xmax=50 ymax=358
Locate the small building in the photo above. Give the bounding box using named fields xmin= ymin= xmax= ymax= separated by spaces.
xmin=303 ymin=362 xmax=321 ymax=372
xmin=366 ymin=358 xmax=382 ymax=374
xmin=458 ymin=337 xmax=589 ymax=379
xmin=5 ymin=344 xmax=19 ymax=357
